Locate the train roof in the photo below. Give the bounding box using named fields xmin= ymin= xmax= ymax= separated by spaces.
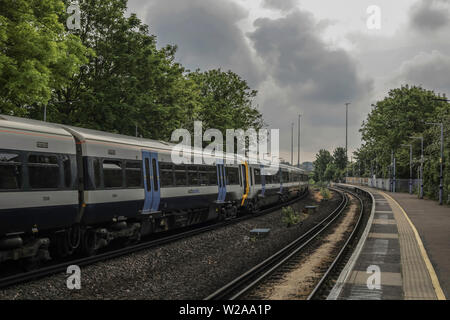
xmin=0 ymin=115 xmax=73 ymax=137
xmin=0 ymin=114 xmax=307 ymax=173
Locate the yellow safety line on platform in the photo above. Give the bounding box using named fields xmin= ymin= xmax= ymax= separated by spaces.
xmin=382 ymin=192 xmax=446 ymax=300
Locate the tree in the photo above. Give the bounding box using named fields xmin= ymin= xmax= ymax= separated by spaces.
xmin=0 ymin=0 xmax=88 ymax=116
xmin=44 ymin=0 xmax=201 ymax=140
xmin=189 ymin=69 xmax=264 ymax=133
xmin=324 ymin=163 xmax=336 ymax=182
xmin=313 ymin=149 xmax=333 ymax=182
xmin=333 ymin=147 xmax=347 ymax=170
xmin=358 ymin=84 xmax=450 ymax=200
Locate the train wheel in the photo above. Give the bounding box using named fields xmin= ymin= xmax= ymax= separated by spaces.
xmin=81 ymin=230 xmax=97 ymax=256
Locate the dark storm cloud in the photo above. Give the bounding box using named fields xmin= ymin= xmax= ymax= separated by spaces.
xmin=410 ymin=0 xmax=450 ymax=32
xmin=393 ymin=51 xmax=450 ymax=96
xmin=248 ymin=10 xmax=372 ymax=104
xmin=261 ymin=0 xmax=298 ymax=12
xmin=142 ymin=0 xmax=263 ymax=86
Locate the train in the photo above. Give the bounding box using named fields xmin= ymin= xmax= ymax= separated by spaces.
xmin=0 ymin=115 xmax=309 ymax=265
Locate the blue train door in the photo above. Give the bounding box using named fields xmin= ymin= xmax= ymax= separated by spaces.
xmin=216 ymin=161 xmax=226 ymax=203
xmin=142 ymin=151 xmax=161 ymax=214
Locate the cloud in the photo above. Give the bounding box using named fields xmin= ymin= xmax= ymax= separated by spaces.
xmin=143 ymin=0 xmax=264 ymax=86
xmin=248 ymin=10 xmax=372 ymax=104
xmin=261 ymin=0 xmax=298 ymax=12
xmin=127 ymin=1 xmax=373 ymax=161
xmin=392 ymin=50 xmax=450 ymax=96
xmin=247 ymin=10 xmax=372 ymax=161
xmin=410 ymin=0 xmax=450 ymax=32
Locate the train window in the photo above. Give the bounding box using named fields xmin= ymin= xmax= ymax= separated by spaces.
xmin=250 ymin=168 xmax=254 ymax=185
xmin=126 ymin=161 xmax=142 ymax=188
xmin=93 ymin=158 xmax=102 ymax=188
xmin=282 ymin=171 xmax=289 ymax=183
xmin=208 ymin=166 xmax=217 ymax=186
xmin=28 ymin=154 xmax=59 ymax=189
xmin=174 ymin=165 xmax=187 ymax=186
xmin=103 ymin=160 xmax=123 ymax=188
xmin=0 ymin=152 xmax=22 ymax=190
xmin=198 ymin=166 xmax=209 ymax=186
xmin=62 ymin=155 xmax=72 ymax=188
xmin=160 ymin=163 xmax=174 ymax=187
xmin=187 ymin=165 xmax=199 ymax=186
xmin=226 ymin=167 xmax=239 ymax=185
xmin=152 ymin=159 xmax=159 ymax=191
xmin=145 ymin=159 xmax=151 ymax=191
xmin=254 ymin=169 xmax=261 ymax=185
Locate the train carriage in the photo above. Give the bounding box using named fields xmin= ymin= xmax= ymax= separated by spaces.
xmin=0 ymin=115 xmax=308 ymax=264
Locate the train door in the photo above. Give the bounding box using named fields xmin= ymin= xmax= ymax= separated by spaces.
xmin=240 ymin=162 xmax=249 ymax=206
xmin=142 ymin=151 xmax=161 ymax=214
xmin=216 ymin=161 xmax=226 ymax=203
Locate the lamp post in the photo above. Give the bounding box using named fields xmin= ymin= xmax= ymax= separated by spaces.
xmin=345 ymin=103 xmax=350 ymax=179
xmin=298 ymin=114 xmax=301 ymax=167
xmin=402 ymin=144 xmax=413 ymax=194
xmin=411 ymin=136 xmax=424 ymax=199
xmin=291 ymin=122 xmax=294 ymax=165
xmin=426 ymin=122 xmax=444 ymax=205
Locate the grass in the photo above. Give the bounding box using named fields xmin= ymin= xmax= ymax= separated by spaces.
xmin=281 ymin=206 xmax=302 ymax=227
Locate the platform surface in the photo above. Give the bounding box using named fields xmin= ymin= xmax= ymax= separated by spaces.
xmin=385 ymin=192 xmax=450 ymax=299
xmin=330 ymin=187 xmax=446 ymax=300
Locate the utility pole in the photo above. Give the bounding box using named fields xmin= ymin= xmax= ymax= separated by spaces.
xmin=426 ymin=122 xmax=444 ymax=205
xmin=393 ymin=151 xmax=396 ymax=193
xmin=411 ymin=136 xmax=424 ymax=199
xmin=402 ymin=144 xmax=413 ymax=194
xmin=297 ymin=114 xmax=301 ymax=168
xmin=345 ymin=103 xmax=350 ymax=180
xmin=291 ymin=122 xmax=294 ymax=165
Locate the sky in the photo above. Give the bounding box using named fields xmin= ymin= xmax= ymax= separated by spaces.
xmin=126 ymin=0 xmax=450 ymax=163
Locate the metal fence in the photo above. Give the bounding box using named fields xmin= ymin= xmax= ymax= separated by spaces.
xmin=345 ymin=177 xmax=421 ymax=193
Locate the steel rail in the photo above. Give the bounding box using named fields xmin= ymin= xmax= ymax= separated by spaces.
xmin=307 ymin=187 xmax=365 ymax=300
xmin=0 ymin=190 xmax=309 ymax=290
xmin=205 ymin=188 xmax=348 ymax=300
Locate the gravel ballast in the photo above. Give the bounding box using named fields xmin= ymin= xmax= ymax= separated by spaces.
xmin=0 ymin=190 xmax=342 ymax=300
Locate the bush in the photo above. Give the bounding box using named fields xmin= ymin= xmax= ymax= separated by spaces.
xmin=320 ymin=187 xmax=330 ymax=200
xmin=281 ymin=206 xmax=301 ymax=227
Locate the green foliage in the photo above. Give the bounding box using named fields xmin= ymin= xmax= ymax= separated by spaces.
xmin=281 ymin=206 xmax=301 ymax=227
xmin=313 ymin=147 xmax=347 ymax=182
xmin=320 ymin=187 xmax=330 ymax=200
xmin=1 ymin=0 xmax=262 ymax=143
xmin=189 ymin=69 xmax=264 ymax=134
xmin=313 ymin=149 xmax=333 ymax=182
xmin=358 ymin=84 xmax=450 ymax=201
xmin=0 ymin=0 xmax=89 ymax=115
xmin=333 ymin=147 xmax=347 ymax=170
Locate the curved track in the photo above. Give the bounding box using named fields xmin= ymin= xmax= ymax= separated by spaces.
xmin=307 ymin=187 xmax=366 ymax=300
xmin=205 ymin=187 xmax=352 ymax=300
xmin=0 ymin=190 xmax=309 ymax=290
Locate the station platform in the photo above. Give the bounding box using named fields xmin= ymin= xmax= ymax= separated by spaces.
xmin=328 ymin=186 xmax=447 ymax=300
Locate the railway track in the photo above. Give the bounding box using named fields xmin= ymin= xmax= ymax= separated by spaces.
xmin=205 ymin=187 xmax=368 ymax=300
xmin=307 ymin=187 xmax=366 ymax=300
xmin=0 ymin=190 xmax=309 ymax=290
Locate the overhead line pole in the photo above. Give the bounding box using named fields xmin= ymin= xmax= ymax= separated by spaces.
xmin=298 ymin=114 xmax=301 ymax=168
